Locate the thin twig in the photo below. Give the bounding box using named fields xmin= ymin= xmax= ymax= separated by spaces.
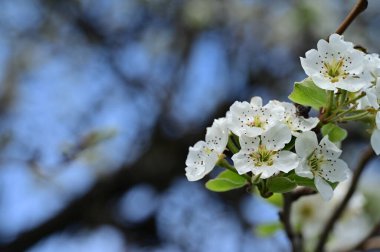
xmin=280 ymin=193 xmax=299 ymax=252
xmin=335 ymin=0 xmax=368 ymax=35
xmin=315 ymin=146 xmax=375 ymax=252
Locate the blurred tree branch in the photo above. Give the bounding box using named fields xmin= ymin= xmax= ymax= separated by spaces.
xmin=315 ymin=146 xmax=375 ymax=252
xmin=0 ymin=127 xmax=195 ymax=251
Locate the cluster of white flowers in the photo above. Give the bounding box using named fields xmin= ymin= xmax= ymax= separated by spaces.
xmin=185 ymin=96 xmax=350 ymax=200
xmin=185 ymin=33 xmax=380 ymax=201
xmin=301 ymin=33 xmax=380 ymax=155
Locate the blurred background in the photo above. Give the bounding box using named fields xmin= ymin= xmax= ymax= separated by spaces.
xmin=0 ymin=0 xmax=380 ymax=251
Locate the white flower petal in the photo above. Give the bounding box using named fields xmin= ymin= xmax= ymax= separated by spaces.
xmin=376 ymin=112 xmax=380 ymax=129
xmin=250 ymin=96 xmax=263 ymax=107
xmin=358 ymin=87 xmax=379 ymax=109
xmin=311 ymin=75 xmax=336 ymax=91
xmin=315 ymin=176 xmax=334 ymax=201
xmin=300 ymin=49 xmax=321 ymax=76
xmin=291 ymin=117 xmax=319 ymax=136
xmin=295 ymin=131 xmax=319 ymax=158
xmin=371 ymin=129 xmax=380 ymax=155
xmin=295 ymin=158 xmax=314 ymax=179
xmin=334 ymin=76 xmax=367 ymax=92
xmin=318 ymin=136 xmax=342 ymax=159
xmin=316 ymin=39 xmax=333 ymax=61
xmin=320 ymin=159 xmax=350 ymax=182
xmin=227 ymin=101 xmax=253 ymax=136
xmin=185 ymin=166 xmax=206 ymax=181
xmin=243 ymin=126 xmax=264 ymax=138
xmin=206 ymin=118 xmax=228 ymax=154
xmin=262 ymin=123 xmax=291 ymax=151
xmin=239 ymin=135 xmax=260 ymax=152
xmin=273 ymin=150 xmax=299 ymax=173
xmin=252 ymin=165 xmax=278 ymax=179
xmin=232 ymin=151 xmax=253 ymax=175
xmin=185 ymin=141 xmax=218 ymax=181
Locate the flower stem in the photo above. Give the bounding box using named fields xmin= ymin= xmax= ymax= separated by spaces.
xmin=325 ymin=106 xmax=356 ymax=122
xmin=339 ymin=111 xmax=369 ymax=122
xmin=338 ymin=89 xmax=347 ymax=106
xmin=326 ymin=91 xmax=335 ymax=116
xmin=346 ymin=91 xmax=366 ymax=105
xmin=227 ymin=135 xmax=240 ymax=154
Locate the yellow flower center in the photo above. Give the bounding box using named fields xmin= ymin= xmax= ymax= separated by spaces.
xmin=308 ymin=152 xmax=323 ymax=176
xmin=247 ymin=115 xmax=264 ymax=128
xmin=249 ymin=145 xmax=276 ymax=167
xmin=323 ymin=58 xmax=348 ymax=83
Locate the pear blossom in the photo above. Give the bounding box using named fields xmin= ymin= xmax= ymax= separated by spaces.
xmin=370 ymin=112 xmax=380 ymax=155
xmin=268 ymin=100 xmax=319 ymax=136
xmin=292 ymin=179 xmax=369 ymax=251
xmin=185 ymin=118 xmax=228 ymax=181
xmin=227 ymin=96 xmax=284 ymax=138
xmin=301 ymin=34 xmax=369 ymax=92
xmin=364 ymin=53 xmax=380 ymax=80
xmin=358 ymin=77 xmax=380 ymax=110
xmin=232 ymin=123 xmax=299 ymax=178
xmin=295 ymin=131 xmax=350 ymax=201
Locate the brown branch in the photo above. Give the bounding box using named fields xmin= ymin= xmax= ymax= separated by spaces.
xmin=314 ymin=146 xmax=375 ymax=252
xmin=280 ymin=187 xmax=316 ymax=252
xmin=335 ymin=0 xmax=368 ymax=35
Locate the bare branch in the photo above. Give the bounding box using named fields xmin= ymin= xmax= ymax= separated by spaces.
xmin=335 ymin=0 xmax=368 ymax=35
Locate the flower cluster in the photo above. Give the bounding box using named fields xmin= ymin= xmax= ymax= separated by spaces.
xmin=301 ymin=34 xmax=380 ymax=155
xmin=185 ymin=95 xmax=350 ymax=200
xmin=185 ymin=33 xmax=380 ymax=202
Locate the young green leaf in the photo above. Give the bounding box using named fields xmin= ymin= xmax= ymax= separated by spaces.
xmin=292 ymin=175 xmax=316 ymax=189
xmin=266 ymin=177 xmax=297 ymax=193
xmin=217 ymin=169 xmax=247 ymax=184
xmin=205 ymin=178 xmax=246 ymax=192
xmin=205 ymin=170 xmax=247 ymax=192
xmin=255 ymin=222 xmax=283 ymax=237
xmin=288 ymin=78 xmax=328 ymax=110
xmin=321 ymin=123 xmax=348 ymax=142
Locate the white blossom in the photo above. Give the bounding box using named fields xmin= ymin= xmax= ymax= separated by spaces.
xmin=358 ymin=77 xmax=380 ymax=110
xmin=295 ymin=131 xmax=350 ymax=201
xmin=371 ymin=112 xmax=380 ymax=155
xmin=268 ymin=100 xmax=319 ymax=136
xmin=232 ymin=123 xmax=298 ymax=178
xmin=185 ymin=118 xmax=228 ymax=181
xmin=292 ymin=179 xmax=370 ymax=251
xmin=301 ymin=34 xmax=369 ymax=92
xmin=364 ymin=53 xmax=380 ymax=79
xmin=227 ymin=97 xmax=284 ymax=138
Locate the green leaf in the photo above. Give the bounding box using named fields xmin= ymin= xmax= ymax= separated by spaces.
xmin=266 ymin=176 xmax=297 ymax=193
xmin=265 ymin=193 xmax=284 ymax=208
xmin=292 ymin=175 xmax=316 ymax=189
xmin=288 ymin=78 xmax=328 ymax=110
xmin=255 ymin=222 xmax=283 ymax=237
xmin=217 ymin=170 xmax=247 ymax=184
xmin=205 ymin=170 xmax=247 ymax=192
xmin=205 ymin=178 xmax=246 ymax=192
xmin=321 ymin=123 xmax=348 ymax=142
